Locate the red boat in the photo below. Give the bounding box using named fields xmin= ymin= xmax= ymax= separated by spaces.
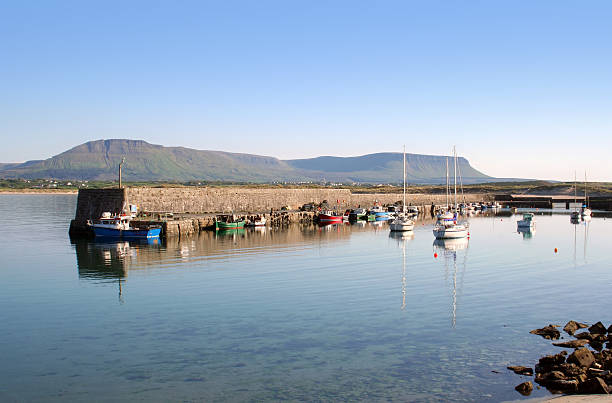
xmin=318 ymin=211 xmax=343 ymax=223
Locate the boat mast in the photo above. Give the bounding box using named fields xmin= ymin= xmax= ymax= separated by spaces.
xmin=446 ymin=157 xmax=449 ymax=210
xmin=454 ymin=146 xmax=457 ymax=212
xmin=403 ymin=145 xmax=406 ymax=214
xmin=584 ymin=171 xmax=588 ymax=208
xmin=574 ymin=171 xmax=577 ymax=212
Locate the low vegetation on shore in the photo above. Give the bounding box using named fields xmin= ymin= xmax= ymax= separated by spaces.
xmin=2 ymin=178 xmax=612 ymax=195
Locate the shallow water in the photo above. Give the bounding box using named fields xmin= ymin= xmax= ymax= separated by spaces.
xmin=0 ymin=194 xmax=610 ymax=402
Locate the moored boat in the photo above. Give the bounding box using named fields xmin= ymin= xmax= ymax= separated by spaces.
xmin=517 ymin=213 xmax=535 ymax=228
xmin=246 ymin=215 xmax=266 ymax=227
xmin=433 ymin=147 xmax=469 ymax=240
xmin=318 ymin=211 xmax=343 ymax=223
xmin=89 ymin=212 xmax=161 ymax=239
xmin=216 ymin=214 xmax=246 ymax=230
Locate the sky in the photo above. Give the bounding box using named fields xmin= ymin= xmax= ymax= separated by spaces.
xmin=1 ymin=1 xmax=611 ymax=181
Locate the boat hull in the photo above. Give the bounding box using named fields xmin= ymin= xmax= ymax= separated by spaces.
xmin=216 ymin=221 xmax=245 ymax=230
xmin=433 ymin=226 xmax=468 ymax=239
xmin=318 ymin=214 xmax=342 ymax=223
xmin=389 ymin=222 xmax=414 ymax=231
xmin=92 ymin=226 xmax=161 ymax=239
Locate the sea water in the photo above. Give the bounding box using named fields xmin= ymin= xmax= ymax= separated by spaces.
xmin=1 ymin=194 xmax=610 ymax=402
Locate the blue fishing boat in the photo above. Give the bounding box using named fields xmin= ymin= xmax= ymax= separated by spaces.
xmin=89 ymin=212 xmax=161 ymax=239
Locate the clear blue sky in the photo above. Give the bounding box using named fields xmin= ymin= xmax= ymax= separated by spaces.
xmin=1 ymin=1 xmax=611 ymax=181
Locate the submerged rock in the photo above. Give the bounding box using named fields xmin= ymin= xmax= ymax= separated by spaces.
xmin=530 ymin=324 xmax=561 ymax=340
xmin=515 ymin=381 xmax=533 ymax=396
xmin=564 ymin=320 xmax=589 ymax=336
xmin=553 ymin=339 xmax=589 ymax=348
xmin=507 ymin=366 xmax=533 ymax=376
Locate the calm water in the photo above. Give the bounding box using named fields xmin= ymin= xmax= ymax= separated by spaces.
xmin=1 ymin=195 xmax=611 ymax=402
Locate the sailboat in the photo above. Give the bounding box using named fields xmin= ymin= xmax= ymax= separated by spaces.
xmin=390 ymin=146 xmax=415 ymax=232
xmin=570 ymin=172 xmax=580 ymax=220
xmin=433 ymin=147 xmax=469 ymax=239
xmin=437 ymin=157 xmax=454 ymax=219
xmin=581 ymin=172 xmax=592 ymax=217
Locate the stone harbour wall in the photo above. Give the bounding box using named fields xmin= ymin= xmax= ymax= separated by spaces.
xmin=126 ymin=187 xmax=491 ymax=213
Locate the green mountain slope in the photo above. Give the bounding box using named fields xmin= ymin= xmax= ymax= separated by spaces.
xmin=0 ymin=139 xmax=492 ymax=184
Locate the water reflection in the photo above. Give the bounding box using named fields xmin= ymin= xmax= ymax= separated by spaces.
xmin=433 ymin=238 xmax=469 ymax=328
xmin=389 ymin=231 xmax=415 ymax=310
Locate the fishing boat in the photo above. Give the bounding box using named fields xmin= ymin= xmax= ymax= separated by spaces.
xmin=349 ymin=208 xmax=367 ymax=221
xmin=390 ymin=146 xmax=415 ymax=232
xmin=215 ymin=214 xmax=245 ymax=230
xmin=89 ymin=212 xmax=161 ymax=239
xmin=318 ymin=211 xmax=343 ymax=223
xmin=517 ymin=213 xmax=535 ymax=228
xmin=433 ymin=147 xmax=469 ymax=240
xmin=370 ymin=205 xmax=389 ymax=219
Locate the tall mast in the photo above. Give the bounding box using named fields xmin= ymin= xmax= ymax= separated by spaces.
xmin=454 ymin=146 xmax=457 ymax=210
xmin=446 ymin=157 xmax=449 ymax=209
xmin=574 ymin=171 xmax=577 ymax=211
xmin=584 ymin=171 xmax=588 ymax=207
xmin=403 ymin=145 xmax=406 ymax=213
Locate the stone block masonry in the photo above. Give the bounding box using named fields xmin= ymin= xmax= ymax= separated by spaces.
xmin=69 ymin=187 xmax=491 ymax=237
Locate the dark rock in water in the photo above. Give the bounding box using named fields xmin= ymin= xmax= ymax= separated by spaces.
xmin=553 ymin=339 xmax=589 ymax=348
xmin=545 ymin=379 xmax=579 ymax=393
xmin=508 ymin=366 xmax=533 ymax=376
xmin=530 ymin=324 xmax=561 ymax=340
xmin=564 ymin=320 xmax=589 ymax=336
xmin=515 ymin=381 xmax=533 ymax=396
xmin=558 ymin=362 xmax=586 ymax=377
xmin=575 ymin=331 xmax=594 ymax=340
xmin=608 ymin=324 xmax=612 ymax=334
xmin=577 ymin=377 xmax=610 ymax=394
xmin=589 ymin=322 xmax=608 ymax=335
xmin=567 ymin=348 xmax=596 ymax=368
xmin=537 ymin=352 xmax=567 ymax=372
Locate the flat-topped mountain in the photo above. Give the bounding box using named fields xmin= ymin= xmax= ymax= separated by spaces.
xmin=0 ymin=139 xmax=491 ymax=184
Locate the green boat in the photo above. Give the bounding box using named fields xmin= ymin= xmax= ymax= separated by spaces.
xmin=215 ymin=215 xmax=245 ymax=230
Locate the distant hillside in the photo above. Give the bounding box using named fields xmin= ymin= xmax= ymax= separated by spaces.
xmin=0 ymin=139 xmax=493 ymax=184
xmin=286 ymin=153 xmax=489 ymax=184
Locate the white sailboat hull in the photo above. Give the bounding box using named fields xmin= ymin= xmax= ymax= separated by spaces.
xmin=433 ymin=225 xmax=468 ymax=239
xmin=390 ymin=220 xmax=414 ymax=232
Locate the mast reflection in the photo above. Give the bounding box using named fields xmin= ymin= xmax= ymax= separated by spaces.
xmin=433 ymin=238 xmax=469 ymax=328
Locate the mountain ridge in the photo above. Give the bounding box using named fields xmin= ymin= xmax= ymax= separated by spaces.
xmin=0 ymin=139 xmax=493 ymax=184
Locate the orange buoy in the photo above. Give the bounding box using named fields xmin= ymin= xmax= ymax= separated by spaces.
xmin=434 ymin=253 xmax=438 ymax=258
xmin=554 ymin=248 xmax=558 ymax=253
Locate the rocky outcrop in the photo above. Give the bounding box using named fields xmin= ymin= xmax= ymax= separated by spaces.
xmin=510 ymin=320 xmax=612 ymax=396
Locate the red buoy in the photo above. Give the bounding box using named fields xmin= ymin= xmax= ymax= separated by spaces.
xmin=434 ymin=253 xmax=438 ymax=258
xmin=554 ymin=248 xmax=558 ymax=253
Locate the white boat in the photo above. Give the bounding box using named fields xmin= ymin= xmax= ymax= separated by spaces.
xmin=390 ymin=146 xmax=415 ymax=232
xmin=246 ymin=215 xmax=267 ymax=227
xmin=433 ymin=147 xmax=469 ymax=240
xmin=570 ymin=172 xmax=580 ymax=220
xmin=517 ymin=213 xmax=535 ymax=228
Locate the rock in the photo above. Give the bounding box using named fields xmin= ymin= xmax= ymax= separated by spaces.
xmin=567 ymin=348 xmax=596 ymax=368
xmin=577 ymin=377 xmax=610 ymax=394
xmin=545 ymin=379 xmax=579 ymax=393
xmin=558 ymin=363 xmax=586 ymax=377
xmin=537 ymin=352 xmax=567 ymax=372
xmin=530 ymin=325 xmax=561 ymax=340
xmin=564 ymin=320 xmax=589 ymax=335
xmin=589 ymin=322 xmax=608 ymax=335
xmin=608 ymin=324 xmax=612 ymax=334
xmin=508 ymin=366 xmax=534 ymax=376
xmin=515 ymin=381 xmax=533 ymax=396
xmin=575 ymin=331 xmax=594 ymax=340
xmin=553 ymin=339 xmax=589 ymax=348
